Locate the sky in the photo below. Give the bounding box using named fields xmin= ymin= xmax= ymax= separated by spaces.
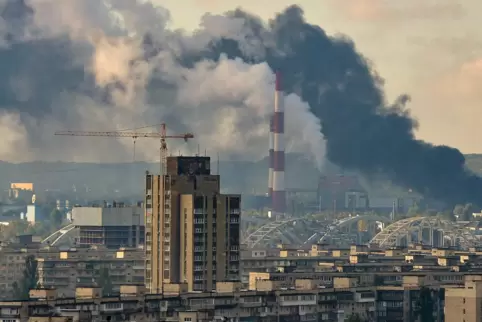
xmin=159 ymin=0 xmax=482 ymax=154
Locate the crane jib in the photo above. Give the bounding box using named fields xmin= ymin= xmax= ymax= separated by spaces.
xmin=53 ymin=125 xmax=195 ymax=175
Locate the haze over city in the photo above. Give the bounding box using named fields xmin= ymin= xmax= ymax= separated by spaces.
xmin=3 ymin=2 xmax=482 ymax=321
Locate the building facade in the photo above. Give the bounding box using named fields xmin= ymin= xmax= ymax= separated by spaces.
xmin=37 ymin=247 xmax=144 ymax=297
xmin=71 ymin=204 xmax=144 ymax=248
xmin=0 ymin=277 xmax=452 ymax=322
xmin=145 ymin=156 xmax=241 ymax=293
xmin=445 ymin=275 xmax=482 ymax=322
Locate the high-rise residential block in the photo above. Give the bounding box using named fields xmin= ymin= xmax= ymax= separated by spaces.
xmin=144 ymin=156 xmax=241 ymax=293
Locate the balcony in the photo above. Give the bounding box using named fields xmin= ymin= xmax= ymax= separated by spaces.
xmin=0 ymin=308 xmax=20 ymax=317
xmin=101 ymin=303 xmax=123 ymax=312
xmin=355 ymin=292 xmax=375 ymax=303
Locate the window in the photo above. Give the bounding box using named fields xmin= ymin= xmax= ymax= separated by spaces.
xmin=104 ymin=303 xmax=122 ymax=309
xmin=184 ymin=318 xmax=192 ymax=322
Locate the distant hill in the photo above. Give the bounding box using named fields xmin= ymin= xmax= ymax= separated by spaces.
xmin=0 ymin=154 xmax=325 ymax=199
xmin=2 ymin=153 xmax=481 ymax=201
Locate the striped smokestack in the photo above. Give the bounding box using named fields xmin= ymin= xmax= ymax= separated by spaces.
xmin=268 ymin=116 xmax=274 ymax=197
xmin=272 ymin=71 xmax=286 ymax=216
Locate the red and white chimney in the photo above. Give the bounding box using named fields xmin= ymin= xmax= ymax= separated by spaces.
xmin=268 ymin=116 xmax=274 ymax=197
xmin=272 ymin=72 xmax=286 ymax=216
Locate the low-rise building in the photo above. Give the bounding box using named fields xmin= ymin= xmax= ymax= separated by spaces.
xmin=37 ymin=247 xmax=144 ymax=297
xmin=0 ymin=276 xmax=451 ymax=322
xmin=0 ymin=240 xmax=145 ymax=300
xmin=71 ymin=203 xmax=144 ymax=248
xmin=0 ymin=241 xmax=60 ymax=299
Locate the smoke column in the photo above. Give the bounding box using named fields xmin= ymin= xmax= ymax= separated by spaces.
xmin=272 ymin=72 xmax=286 ymax=215
xmin=0 ymin=1 xmax=325 ymax=167
xmin=268 ymin=115 xmax=274 ymax=197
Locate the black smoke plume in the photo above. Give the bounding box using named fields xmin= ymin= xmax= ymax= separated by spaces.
xmin=201 ymin=6 xmax=482 ymax=206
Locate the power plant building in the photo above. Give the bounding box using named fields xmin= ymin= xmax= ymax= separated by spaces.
xmin=71 ymin=204 xmax=144 ymax=248
xmin=144 ymin=156 xmax=241 ymax=293
xmin=318 ymin=175 xmax=364 ymax=210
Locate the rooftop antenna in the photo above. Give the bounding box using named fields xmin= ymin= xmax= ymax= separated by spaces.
xmin=217 ymin=152 xmax=220 ymax=175
xmin=197 ymin=144 xmax=200 ymax=156
xmin=204 ymin=149 xmax=207 ymax=156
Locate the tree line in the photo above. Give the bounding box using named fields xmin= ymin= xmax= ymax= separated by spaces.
xmin=405 ymin=202 xmax=478 ymax=222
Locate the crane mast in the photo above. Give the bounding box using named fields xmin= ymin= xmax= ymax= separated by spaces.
xmin=55 ymin=123 xmax=194 ymax=175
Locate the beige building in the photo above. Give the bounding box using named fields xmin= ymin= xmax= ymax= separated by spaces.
xmin=0 ymin=237 xmax=60 ymax=299
xmin=0 ymin=248 xmax=31 ymax=297
xmin=145 ymin=156 xmax=241 ymax=293
xmin=37 ymin=247 xmax=144 ymax=297
xmin=0 ymin=276 xmax=449 ymax=322
xmin=445 ymin=275 xmax=482 ymax=322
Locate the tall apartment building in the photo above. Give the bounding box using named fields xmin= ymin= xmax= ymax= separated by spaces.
xmin=145 ymin=156 xmax=241 ymax=293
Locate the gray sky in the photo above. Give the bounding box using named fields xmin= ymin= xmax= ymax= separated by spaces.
xmin=159 ymin=0 xmax=482 ymax=153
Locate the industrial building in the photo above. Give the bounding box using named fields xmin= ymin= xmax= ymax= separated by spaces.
xmin=70 ymin=203 xmax=144 ymax=248
xmin=317 ymin=175 xmax=363 ymax=210
xmin=25 ymin=203 xmax=48 ymax=224
xmin=145 ymin=155 xmax=241 ymax=293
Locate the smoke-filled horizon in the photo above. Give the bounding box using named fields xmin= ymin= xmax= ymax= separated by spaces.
xmin=0 ymin=0 xmax=325 ymax=168
xmin=0 ymin=0 xmax=482 ymax=205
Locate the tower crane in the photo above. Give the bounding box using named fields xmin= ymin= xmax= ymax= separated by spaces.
xmin=55 ymin=123 xmax=194 ymax=175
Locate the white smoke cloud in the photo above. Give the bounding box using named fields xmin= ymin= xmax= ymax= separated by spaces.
xmin=0 ymin=111 xmax=30 ymax=161
xmin=0 ymin=0 xmax=325 ymax=168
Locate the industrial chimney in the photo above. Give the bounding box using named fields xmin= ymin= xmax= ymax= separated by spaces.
xmin=268 ymin=116 xmax=274 ymax=197
xmin=272 ymin=72 xmax=286 ymax=217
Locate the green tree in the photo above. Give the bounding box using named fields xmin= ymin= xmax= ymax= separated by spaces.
xmin=437 ymin=211 xmax=456 ymax=221
xmin=1 ymin=220 xmax=29 ymax=240
xmin=454 ymin=203 xmax=478 ymax=221
xmin=453 ymin=204 xmax=465 ymax=219
xmin=424 ymin=209 xmax=437 ymax=217
xmin=27 ymin=222 xmax=51 ymax=238
xmin=407 ymin=203 xmax=420 ymax=217
xmin=414 ymin=287 xmax=434 ymax=322
xmin=96 ymin=266 xmax=113 ymax=296
xmin=463 ymin=203 xmax=477 ymax=221
xmin=12 ymin=255 xmax=39 ymax=300
xmin=345 ymin=313 xmax=366 ymax=322
xmin=49 ymin=208 xmax=63 ymax=227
